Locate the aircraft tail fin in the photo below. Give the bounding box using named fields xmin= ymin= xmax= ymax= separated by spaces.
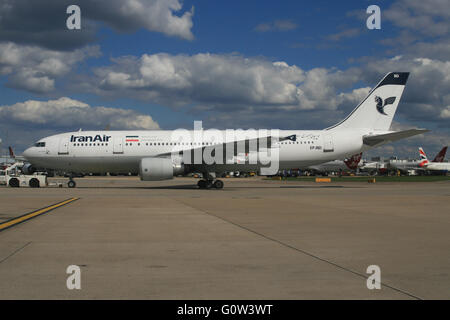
xmin=8 ymin=146 xmax=15 ymax=159
xmin=419 ymin=147 xmax=429 ymax=167
xmin=327 ymin=72 xmax=409 ymax=131
xmin=432 ymin=146 xmax=447 ymax=163
xmin=344 ymin=153 xmax=362 ymax=170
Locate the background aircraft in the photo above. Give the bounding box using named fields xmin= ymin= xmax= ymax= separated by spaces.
xmin=418 ymin=147 xmax=450 ymax=172
xmin=308 ymin=153 xmax=362 ymax=175
xmin=389 ymin=146 xmax=447 ymax=173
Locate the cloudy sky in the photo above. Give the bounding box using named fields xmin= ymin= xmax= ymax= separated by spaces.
xmin=0 ymin=0 xmax=448 ymax=158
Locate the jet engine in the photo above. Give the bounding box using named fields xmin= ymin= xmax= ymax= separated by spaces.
xmin=139 ymin=157 xmax=185 ymax=181
xmin=22 ymin=163 xmax=36 ymax=175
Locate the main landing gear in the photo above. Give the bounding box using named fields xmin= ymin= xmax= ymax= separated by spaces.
xmin=197 ymin=172 xmax=224 ymax=189
xmin=197 ymin=179 xmax=224 ymax=189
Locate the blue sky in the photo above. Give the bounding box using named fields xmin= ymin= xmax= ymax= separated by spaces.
xmin=0 ymin=0 xmax=448 ymax=157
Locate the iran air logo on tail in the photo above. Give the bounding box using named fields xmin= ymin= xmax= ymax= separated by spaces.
xmin=375 ymin=96 xmax=396 ymax=115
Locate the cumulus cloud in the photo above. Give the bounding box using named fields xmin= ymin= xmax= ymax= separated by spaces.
xmin=77 ymin=51 xmax=450 ymax=129
xmin=84 ymin=0 xmax=194 ymax=40
xmin=0 ymin=0 xmax=194 ymax=50
xmin=84 ymin=53 xmax=368 ymax=115
xmin=384 ymin=0 xmax=450 ymax=37
xmin=0 ymin=97 xmax=160 ymax=130
xmin=351 ymin=56 xmax=450 ymax=125
xmin=0 ymin=42 xmax=100 ymax=93
xmin=73 ymin=51 xmax=449 ymax=156
xmin=254 ymin=20 xmax=298 ymax=32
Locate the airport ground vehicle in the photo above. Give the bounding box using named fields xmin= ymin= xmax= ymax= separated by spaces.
xmin=0 ymin=162 xmax=47 ymax=188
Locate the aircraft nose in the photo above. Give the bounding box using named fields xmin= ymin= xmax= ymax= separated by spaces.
xmin=22 ymin=147 xmax=33 ymax=159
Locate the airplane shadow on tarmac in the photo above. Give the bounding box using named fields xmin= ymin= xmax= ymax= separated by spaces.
xmin=74 ymin=184 xmax=352 ymax=190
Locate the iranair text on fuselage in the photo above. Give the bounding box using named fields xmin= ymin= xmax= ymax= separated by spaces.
xmin=70 ymin=134 xmax=111 ymax=143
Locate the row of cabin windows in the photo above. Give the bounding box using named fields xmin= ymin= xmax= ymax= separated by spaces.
xmin=71 ymin=141 xmax=315 ymax=147
xmin=125 ymin=142 xmax=215 ymax=146
xmin=122 ymin=141 xmax=315 ymax=146
xmin=73 ymin=143 xmax=108 ymax=146
xmin=280 ymin=141 xmax=314 ymax=144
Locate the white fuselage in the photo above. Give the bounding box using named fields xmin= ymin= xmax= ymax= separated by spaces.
xmin=23 ymin=129 xmax=370 ymax=174
xmin=423 ymin=162 xmax=450 ymax=171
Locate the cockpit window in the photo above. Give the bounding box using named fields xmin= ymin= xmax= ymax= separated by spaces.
xmin=35 ymin=142 xmax=46 ymax=147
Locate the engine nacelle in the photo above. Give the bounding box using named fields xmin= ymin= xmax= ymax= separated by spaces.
xmin=22 ymin=163 xmax=36 ymax=175
xmin=139 ymin=157 xmax=184 ymax=181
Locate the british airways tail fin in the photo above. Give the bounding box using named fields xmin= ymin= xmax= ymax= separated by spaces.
xmin=419 ymin=147 xmax=429 ymax=167
xmin=327 ymin=72 xmax=409 ymax=131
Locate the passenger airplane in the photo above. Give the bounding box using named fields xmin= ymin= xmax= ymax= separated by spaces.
xmin=308 ymin=153 xmax=363 ymax=174
xmin=23 ymin=72 xmax=428 ymax=188
xmin=419 ymin=147 xmax=450 ymax=172
xmin=389 ymin=146 xmax=447 ymax=172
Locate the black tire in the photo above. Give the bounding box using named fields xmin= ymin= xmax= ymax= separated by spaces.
xmin=9 ymin=178 xmax=20 ymax=188
xmin=29 ymin=178 xmax=40 ymax=188
xmin=68 ymin=180 xmax=76 ymax=188
xmin=197 ymin=180 xmax=206 ymax=189
xmin=214 ymin=180 xmax=224 ymax=189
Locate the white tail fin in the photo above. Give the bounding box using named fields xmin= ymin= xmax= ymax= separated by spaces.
xmin=327 ymin=72 xmax=409 ymax=131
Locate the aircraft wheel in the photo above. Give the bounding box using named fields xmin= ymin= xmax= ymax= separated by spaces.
xmin=29 ymin=178 xmax=40 ymax=188
xmin=68 ymin=180 xmax=76 ymax=188
xmin=9 ymin=178 xmax=20 ymax=188
xmin=197 ymin=180 xmax=206 ymax=189
xmin=214 ymin=180 xmax=224 ymax=189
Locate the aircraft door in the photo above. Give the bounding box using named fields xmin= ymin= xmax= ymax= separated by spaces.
xmin=322 ymin=134 xmax=334 ymax=153
xmin=113 ymin=136 xmax=124 ymax=154
xmin=58 ymin=137 xmax=69 ymax=155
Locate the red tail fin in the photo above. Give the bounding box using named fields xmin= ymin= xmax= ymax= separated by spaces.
xmin=344 ymin=153 xmax=362 ymax=170
xmin=432 ymin=146 xmax=447 ymax=163
xmin=8 ymin=146 xmax=15 ymax=159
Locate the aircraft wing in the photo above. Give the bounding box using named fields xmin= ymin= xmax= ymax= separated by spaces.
xmin=156 ymin=134 xmax=297 ymax=159
xmin=363 ymin=129 xmax=429 ymax=147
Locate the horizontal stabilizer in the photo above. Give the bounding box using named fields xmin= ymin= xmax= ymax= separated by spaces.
xmin=363 ymin=129 xmax=429 ymax=147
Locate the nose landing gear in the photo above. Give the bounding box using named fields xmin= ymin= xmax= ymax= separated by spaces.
xmin=67 ymin=174 xmax=76 ymax=188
